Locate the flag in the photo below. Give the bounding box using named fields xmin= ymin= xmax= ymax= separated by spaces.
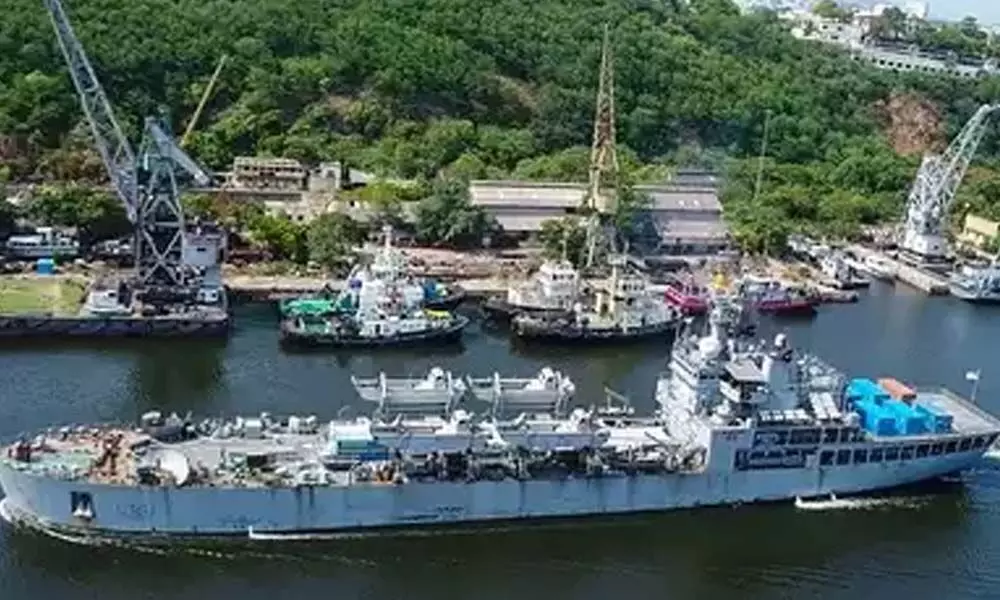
xmin=966 ymin=370 xmax=981 ymax=382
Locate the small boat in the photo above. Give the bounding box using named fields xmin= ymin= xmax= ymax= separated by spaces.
xmin=736 ymin=276 xmax=817 ymax=317
xmin=351 ymin=367 xmax=468 ymax=417
xmin=859 ymin=254 xmax=896 ymax=281
xmin=662 ymin=275 xmax=710 ymax=316
xmin=465 ymin=367 xmax=577 ymax=417
xmin=820 ymin=252 xmax=870 ymax=290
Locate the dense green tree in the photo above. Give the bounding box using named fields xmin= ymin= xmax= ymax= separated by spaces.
xmin=6 ymin=0 xmax=1000 ymax=254
xmin=414 ymin=177 xmax=498 ymax=248
xmin=26 ymin=184 xmax=131 ymax=244
xmin=538 ymin=217 xmax=587 ymax=263
xmin=306 ymin=212 xmax=365 ymax=269
xmin=245 ymin=213 xmax=307 ymax=263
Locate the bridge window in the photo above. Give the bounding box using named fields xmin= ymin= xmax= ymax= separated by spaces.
xmin=836 ymin=449 xmax=851 ymax=466
xmin=839 ymin=429 xmax=853 ymax=443
xmin=959 ymin=438 xmax=972 ymax=452
xmin=823 ymin=429 xmax=839 ymax=444
xmin=973 ymin=436 xmax=986 ymax=449
xmin=820 ymin=450 xmax=834 ymax=466
xmin=930 ymin=443 xmax=943 ymax=456
xmin=916 ymin=444 xmax=929 ymax=458
xmin=870 ymin=448 xmax=884 ymax=462
xmin=853 ymin=449 xmax=868 ymax=464
xmin=901 ymin=446 xmax=915 ymax=460
xmin=945 ymin=441 xmax=958 ymax=454
xmin=885 ymin=447 xmax=900 ymax=461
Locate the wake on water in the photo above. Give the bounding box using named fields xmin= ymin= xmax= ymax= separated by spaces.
xmin=793 ymin=494 xmax=929 ymax=511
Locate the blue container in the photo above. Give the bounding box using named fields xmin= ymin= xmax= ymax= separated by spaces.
xmin=35 ymin=258 xmax=54 ymax=276
xmin=915 ymin=403 xmax=953 ymax=433
xmin=423 ymin=280 xmax=441 ymax=301
xmin=856 ymin=398 xmax=900 ymax=436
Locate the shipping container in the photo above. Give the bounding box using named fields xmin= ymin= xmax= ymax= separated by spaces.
xmin=877 ymin=377 xmax=916 ymax=402
xmin=915 ymin=403 xmax=954 ymax=433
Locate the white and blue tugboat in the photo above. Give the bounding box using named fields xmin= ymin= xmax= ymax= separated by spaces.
xmin=280 ymin=225 xmax=465 ymax=319
xmin=2 ymin=305 xmax=998 ymax=541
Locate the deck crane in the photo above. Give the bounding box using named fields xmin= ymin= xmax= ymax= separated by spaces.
xmin=900 ymin=103 xmax=1000 ymax=266
xmin=43 ymin=0 xmax=225 ymax=302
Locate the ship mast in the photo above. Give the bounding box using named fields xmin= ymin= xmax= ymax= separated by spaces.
xmin=583 ymin=23 xmax=619 ymax=271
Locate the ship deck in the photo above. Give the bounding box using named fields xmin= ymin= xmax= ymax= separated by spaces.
xmin=867 ymin=389 xmax=1000 ymax=441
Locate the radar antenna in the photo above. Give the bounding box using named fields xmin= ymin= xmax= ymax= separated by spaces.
xmin=900 ymin=103 xmax=1000 ymax=264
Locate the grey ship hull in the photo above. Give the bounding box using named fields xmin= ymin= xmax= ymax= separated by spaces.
xmin=0 ymin=449 xmax=987 ymax=540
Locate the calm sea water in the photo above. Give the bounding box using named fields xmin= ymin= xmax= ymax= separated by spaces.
xmin=2 ymin=282 xmax=1000 ymax=600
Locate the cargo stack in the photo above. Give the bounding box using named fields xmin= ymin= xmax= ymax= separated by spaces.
xmin=846 ymin=377 xmax=950 ymax=437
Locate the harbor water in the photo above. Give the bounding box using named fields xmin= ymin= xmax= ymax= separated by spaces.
xmin=3 ymin=281 xmax=1000 ymax=600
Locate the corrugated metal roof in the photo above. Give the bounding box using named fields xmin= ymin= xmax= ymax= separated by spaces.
xmin=654 ymin=218 xmax=729 ymax=241
xmin=470 ymin=180 xmax=722 ymax=213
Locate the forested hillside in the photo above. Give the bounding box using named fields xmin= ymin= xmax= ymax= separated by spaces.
xmin=4 ymin=0 xmax=1000 ymax=251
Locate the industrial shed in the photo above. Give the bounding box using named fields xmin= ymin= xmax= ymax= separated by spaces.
xmin=468 ymin=170 xmax=730 ymax=255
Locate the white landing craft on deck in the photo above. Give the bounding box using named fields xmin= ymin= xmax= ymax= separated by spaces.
xmin=1 ymin=307 xmax=998 ymax=541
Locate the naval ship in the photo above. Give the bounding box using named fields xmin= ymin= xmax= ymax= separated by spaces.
xmin=2 ymin=305 xmax=999 ymax=541
xmin=950 ymin=263 xmax=1000 ymax=303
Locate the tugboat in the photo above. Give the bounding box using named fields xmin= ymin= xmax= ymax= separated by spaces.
xmin=511 ymin=256 xmax=679 ymax=344
xmin=280 ymin=225 xmax=465 ymax=319
xmin=482 ymin=258 xmax=581 ymax=323
xmin=280 ymin=306 xmax=469 ymax=349
xmin=736 ymin=276 xmax=817 ymax=317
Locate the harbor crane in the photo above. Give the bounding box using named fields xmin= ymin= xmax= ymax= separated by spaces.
xmin=43 ymin=0 xmax=225 ymax=302
xmin=900 ymin=103 xmax=1000 ymax=266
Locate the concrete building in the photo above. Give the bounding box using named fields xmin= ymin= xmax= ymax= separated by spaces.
xmin=957 ymin=213 xmax=999 ymax=252
xmin=468 ymin=170 xmax=730 ymax=256
xmin=214 ymin=158 xmax=377 ymax=222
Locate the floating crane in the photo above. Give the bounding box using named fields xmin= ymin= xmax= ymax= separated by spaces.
xmin=900 ymin=103 xmax=1000 ymax=265
xmin=43 ymin=0 xmax=225 ymax=301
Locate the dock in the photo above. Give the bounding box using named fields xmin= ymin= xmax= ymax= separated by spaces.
xmin=225 ymin=275 xmax=514 ymax=302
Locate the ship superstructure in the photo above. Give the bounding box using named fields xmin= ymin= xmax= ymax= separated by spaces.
xmin=2 ymin=306 xmax=998 ymax=540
